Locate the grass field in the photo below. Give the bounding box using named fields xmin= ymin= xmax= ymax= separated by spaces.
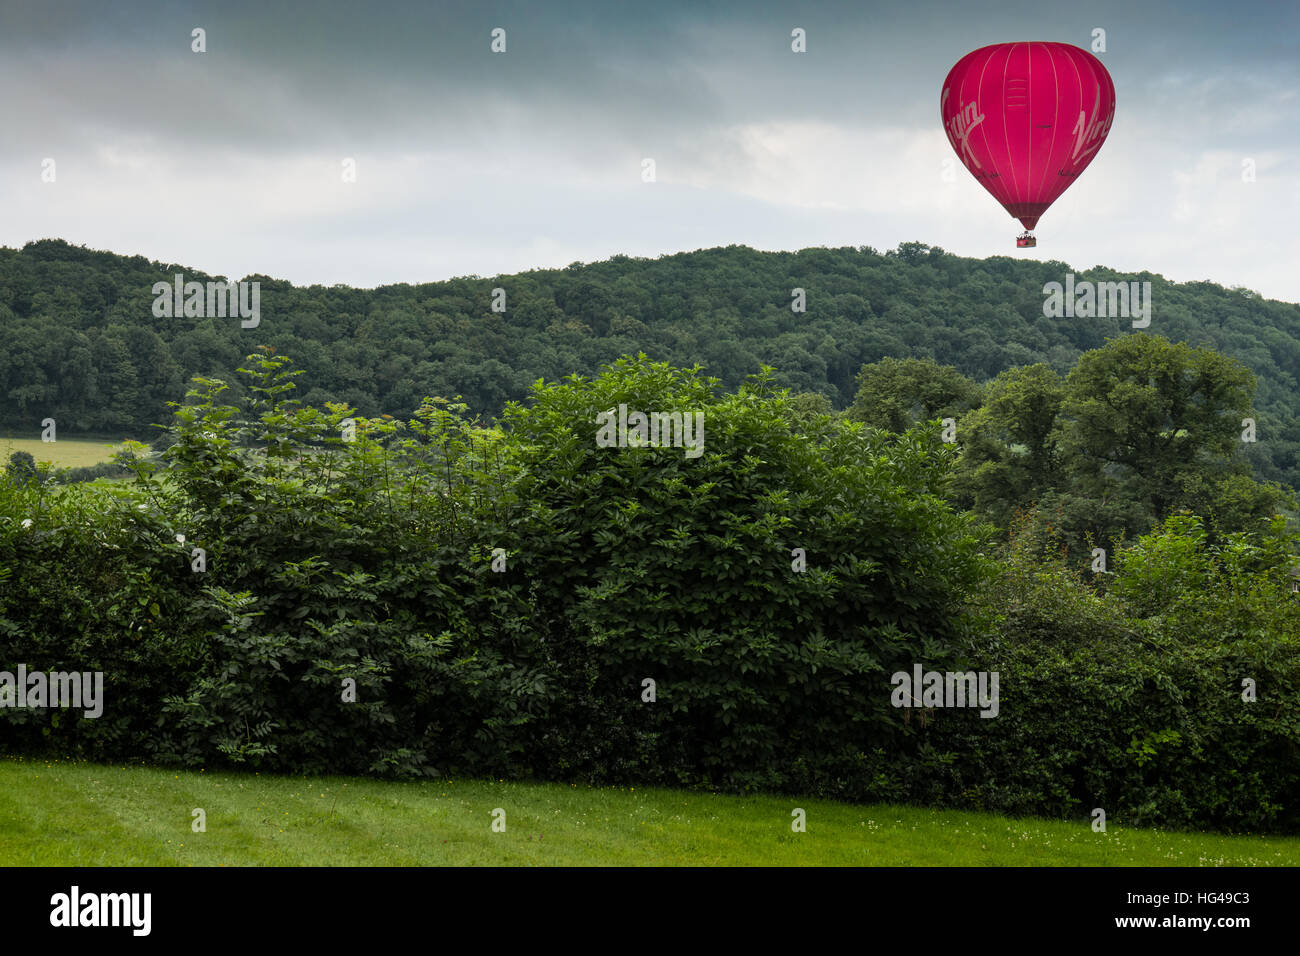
xmin=0 ymin=436 xmax=131 ymax=469
xmin=1 ymin=757 xmax=1296 ymax=866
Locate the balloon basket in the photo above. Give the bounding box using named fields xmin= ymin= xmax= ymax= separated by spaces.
xmin=1016 ymin=232 xmax=1037 ymax=248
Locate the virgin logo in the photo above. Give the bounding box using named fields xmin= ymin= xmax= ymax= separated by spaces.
xmin=1071 ymin=86 xmax=1114 ymax=163
xmin=943 ymin=91 xmax=986 ymax=169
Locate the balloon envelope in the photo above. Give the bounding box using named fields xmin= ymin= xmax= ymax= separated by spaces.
xmin=941 ymin=42 xmax=1115 ymax=231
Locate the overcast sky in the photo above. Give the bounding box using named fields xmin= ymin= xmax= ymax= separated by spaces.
xmin=2 ymin=0 xmax=1297 ymax=301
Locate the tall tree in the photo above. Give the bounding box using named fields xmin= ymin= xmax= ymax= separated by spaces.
xmin=1060 ymin=335 xmax=1257 ymax=521
xmin=848 ymin=356 xmax=980 ymax=432
xmin=953 ymin=364 xmax=1065 ymax=526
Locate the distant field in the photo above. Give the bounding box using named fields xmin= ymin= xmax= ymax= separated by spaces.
xmin=0 ymin=436 xmax=132 ymax=469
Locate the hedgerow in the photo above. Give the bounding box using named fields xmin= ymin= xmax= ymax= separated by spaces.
xmin=1 ymin=350 xmax=1296 ymax=832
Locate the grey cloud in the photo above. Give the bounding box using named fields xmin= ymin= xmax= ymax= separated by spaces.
xmin=0 ymin=0 xmax=1296 ymax=299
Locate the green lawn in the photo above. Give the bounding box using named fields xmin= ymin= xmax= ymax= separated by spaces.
xmin=1 ymin=757 xmax=1296 ymax=866
xmin=0 ymin=435 xmax=131 ymax=469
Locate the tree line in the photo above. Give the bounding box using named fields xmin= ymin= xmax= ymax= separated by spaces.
xmin=3 ymin=238 xmax=1298 ymax=497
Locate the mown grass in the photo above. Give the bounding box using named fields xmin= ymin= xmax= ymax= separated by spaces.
xmin=1 ymin=757 xmax=1296 ymax=866
xmin=0 ymin=436 xmax=131 ymax=469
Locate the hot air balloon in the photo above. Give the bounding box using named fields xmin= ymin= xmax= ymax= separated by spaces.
xmin=941 ymin=42 xmax=1115 ymax=247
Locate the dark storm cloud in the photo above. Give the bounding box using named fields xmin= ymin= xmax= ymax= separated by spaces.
xmin=7 ymin=0 xmax=1291 ymax=150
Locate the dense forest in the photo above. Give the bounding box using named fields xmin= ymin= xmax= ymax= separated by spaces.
xmin=4 ymin=238 xmax=1299 ymax=496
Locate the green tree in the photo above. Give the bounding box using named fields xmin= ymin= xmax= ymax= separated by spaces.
xmin=1060 ymin=335 xmax=1261 ymax=522
xmin=6 ymin=450 xmax=39 ymax=487
xmin=848 ymin=356 xmax=981 ymax=432
xmin=953 ymin=364 xmax=1065 ymax=526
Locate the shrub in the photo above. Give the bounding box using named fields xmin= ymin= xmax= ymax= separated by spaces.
xmin=497 ymin=357 xmax=992 ymax=793
xmin=2 ymin=351 xmax=1296 ymax=833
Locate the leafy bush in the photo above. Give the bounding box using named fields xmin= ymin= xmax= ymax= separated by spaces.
xmin=5 ymin=451 xmax=40 ymax=488
xmin=51 ymin=460 xmax=132 ymax=484
xmin=918 ymin=514 xmax=1300 ymax=832
xmin=2 ymin=351 xmax=1297 ymax=833
xmin=496 ymin=356 xmax=992 ymax=793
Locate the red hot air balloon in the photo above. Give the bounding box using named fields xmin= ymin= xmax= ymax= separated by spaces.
xmin=941 ymin=42 xmax=1115 ymax=247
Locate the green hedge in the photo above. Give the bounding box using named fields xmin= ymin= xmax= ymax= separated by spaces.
xmin=1 ymin=351 xmax=1296 ymax=832
xmin=924 ymin=519 xmax=1300 ymax=832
